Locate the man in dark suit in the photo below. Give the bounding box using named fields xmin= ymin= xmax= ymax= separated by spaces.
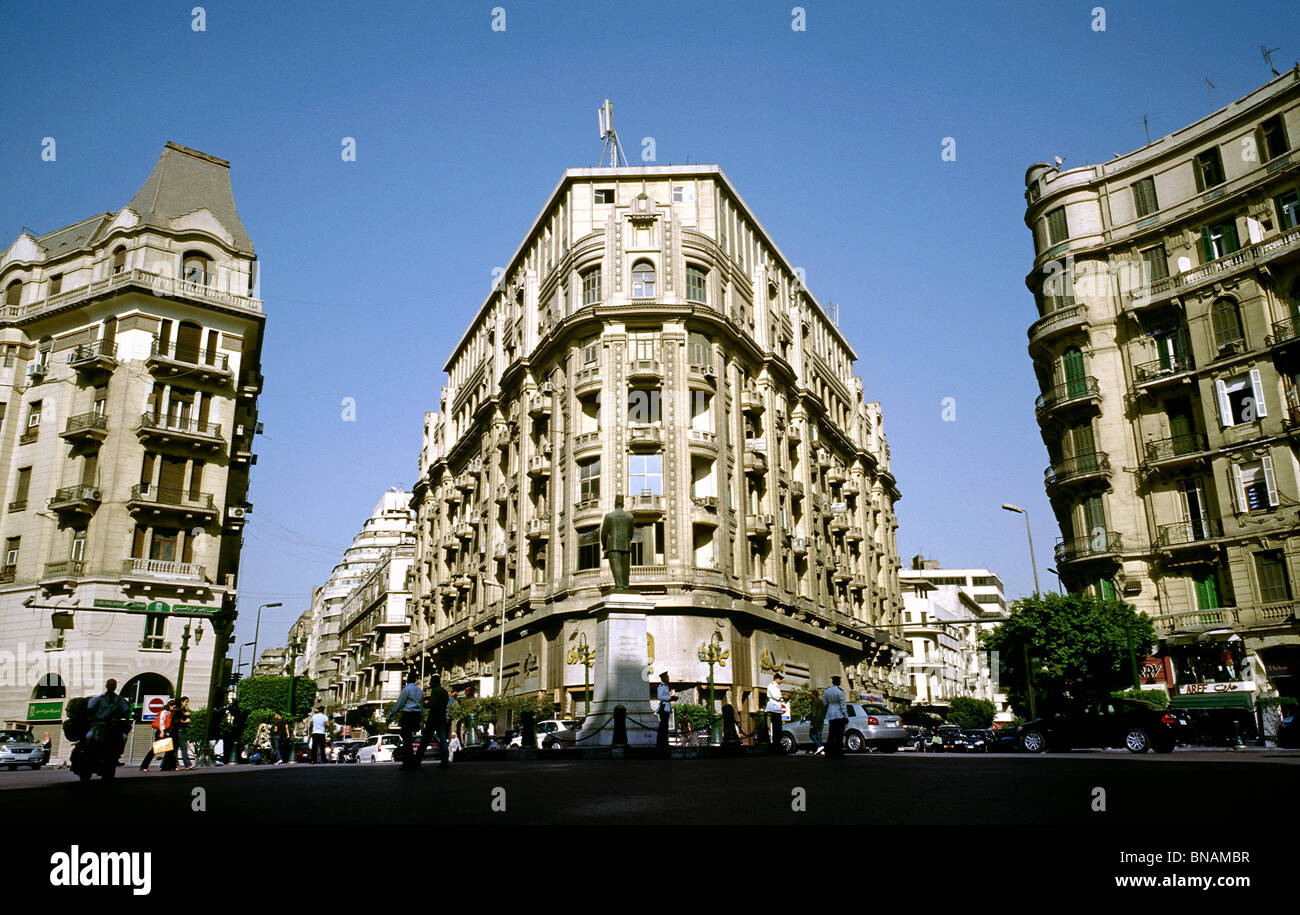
xmin=600 ymin=494 xmax=635 ymax=591
xmin=415 ymin=675 xmax=452 ymax=769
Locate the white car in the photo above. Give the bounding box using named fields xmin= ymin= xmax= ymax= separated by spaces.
xmin=356 ymin=733 xmax=404 ymax=763
xmin=509 ymin=719 xmax=583 ymax=749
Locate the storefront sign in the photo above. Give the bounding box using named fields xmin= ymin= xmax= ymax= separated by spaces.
xmin=1138 ymin=656 xmax=1174 ymax=687
xmin=27 ymin=701 xmax=63 ymax=721
xmin=1178 ymin=680 xmax=1256 ymax=694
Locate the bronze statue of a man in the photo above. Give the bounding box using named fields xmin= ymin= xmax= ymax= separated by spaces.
xmin=600 ymin=494 xmax=635 ymax=591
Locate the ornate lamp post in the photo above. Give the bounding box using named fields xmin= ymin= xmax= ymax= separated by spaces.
xmin=697 ymin=630 xmax=729 ymax=742
xmin=286 ymin=634 xmax=306 ymax=720
xmin=175 ymin=620 xmax=204 ymax=698
xmin=566 ymin=632 xmax=595 ymax=717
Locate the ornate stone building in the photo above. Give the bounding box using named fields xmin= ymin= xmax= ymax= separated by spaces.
xmin=0 ymin=143 xmax=264 ymax=742
xmin=1023 ymin=68 xmax=1300 ymax=707
xmin=408 ymin=165 xmax=909 ymax=727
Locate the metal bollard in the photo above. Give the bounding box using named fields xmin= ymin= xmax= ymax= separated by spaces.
xmin=521 ymin=710 xmax=536 ymax=749
xmin=612 ymin=705 xmax=628 ymax=747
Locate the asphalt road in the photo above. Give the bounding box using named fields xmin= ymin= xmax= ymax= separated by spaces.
xmin=4 ymin=749 xmax=1299 ymax=825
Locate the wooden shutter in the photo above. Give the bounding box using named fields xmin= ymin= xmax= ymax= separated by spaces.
xmin=1224 ymin=221 xmax=1240 ymax=255
xmin=1200 ymin=226 xmax=1214 ymax=263
xmin=1250 ymin=369 xmax=1268 ymax=417
xmin=1215 ymin=380 xmax=1232 ymax=426
xmin=1231 ymin=464 xmax=1248 ymax=513
xmin=1263 ymin=455 xmax=1279 ymax=507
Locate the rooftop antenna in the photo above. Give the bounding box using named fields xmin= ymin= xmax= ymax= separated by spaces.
xmin=597 ymin=98 xmax=628 ymax=168
xmin=1205 ymin=76 xmax=1216 ymax=109
xmin=1132 ymin=113 xmax=1159 ymax=145
xmin=1262 ymin=44 xmax=1281 ymax=77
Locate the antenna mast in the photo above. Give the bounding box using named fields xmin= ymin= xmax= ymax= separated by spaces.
xmin=597 ymin=98 xmax=628 ymax=168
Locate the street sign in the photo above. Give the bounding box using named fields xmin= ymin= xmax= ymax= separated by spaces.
xmin=141 ymin=695 xmax=170 ymax=722
xmin=93 ymin=598 xmax=220 ymax=616
xmin=146 ymin=600 xmax=171 ymax=614
xmin=27 ymin=701 xmax=63 ymax=721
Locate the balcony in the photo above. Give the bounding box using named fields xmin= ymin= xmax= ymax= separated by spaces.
xmin=687 ymin=361 xmax=717 ymax=385
xmin=48 ymin=485 xmax=102 ymax=517
xmin=120 ymin=557 xmax=207 ymax=583
xmin=1267 ymin=316 xmax=1300 ymax=350
xmin=787 ymin=421 xmax=803 ymax=444
xmin=1139 ymin=433 xmax=1211 ymax=476
xmin=1257 ymin=601 xmax=1300 ymax=625
xmin=1034 ymin=377 xmax=1101 ymax=417
xmin=627 ymin=358 xmax=663 ymax=382
xmin=743 ymin=450 xmax=768 ymax=476
xmin=147 ymin=339 xmax=233 ymax=385
xmin=60 ymin=412 xmax=108 ymax=446
xmin=1054 ymin=531 xmax=1123 ymax=564
xmin=454 ymin=575 xmax=473 ymax=591
xmin=741 ymin=390 xmax=765 ymax=414
xmin=1131 ymin=353 xmax=1195 ymax=394
xmin=1150 ymin=606 xmax=1240 ymax=636
xmin=687 ymin=429 xmax=718 ymax=454
xmin=1127 ymin=224 xmax=1300 ymax=311
xmin=455 ymin=472 xmax=477 ymax=492
xmin=573 ymin=431 xmax=601 ymax=455
xmin=66 ymin=340 xmax=118 ymax=375
xmin=526 ymin=518 xmax=550 ymax=540
xmin=1044 ymin=452 xmax=1111 ymax=490
xmin=573 ymin=366 xmax=601 ymax=395
xmin=239 ymin=370 xmax=263 ymax=398
xmin=440 ymin=533 xmax=459 ymax=551
xmin=1156 ymin=519 xmax=1224 ymax=553
xmin=128 ymin=484 xmax=217 ymax=522
xmin=841 ymin=478 xmax=860 ymax=497
xmin=137 ymin=413 xmax=225 ymax=452
xmin=845 ymin=528 xmax=865 ymax=543
xmin=789 ymin=481 xmax=804 ymax=499
xmin=627 ymin=424 xmax=664 ymax=449
xmin=691 ymin=496 xmax=719 ymax=524
xmin=746 ymin=514 xmax=773 ymax=538
xmin=527 ymin=391 xmax=553 ymax=417
xmin=791 ymin=537 xmax=810 ymax=556
xmin=0 ymin=268 xmax=262 ymax=323
xmin=444 ymin=486 xmax=463 ymax=505
xmin=492 ymin=542 xmax=508 ymax=560
xmin=629 ymin=492 xmax=665 ymax=515
xmin=454 ymin=522 xmax=474 ymax=540
xmin=527 ymin=454 xmax=551 ymax=477
xmin=41 ymin=560 xmax=86 ymax=589
xmin=1027 ymin=304 xmax=1088 ymax=349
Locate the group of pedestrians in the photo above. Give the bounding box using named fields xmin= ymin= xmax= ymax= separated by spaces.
xmin=388 ymin=672 xmax=452 ymax=770
xmin=139 ymin=696 xmax=197 ymax=771
xmin=765 ymin=673 xmax=850 ymax=758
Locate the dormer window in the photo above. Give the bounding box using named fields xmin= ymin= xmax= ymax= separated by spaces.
xmin=5 ymin=281 xmax=21 ymax=309
xmin=182 ymin=251 xmax=212 ymax=286
xmin=111 ymin=246 xmax=126 ymax=275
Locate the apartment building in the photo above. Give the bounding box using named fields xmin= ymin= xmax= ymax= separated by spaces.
xmin=1023 ymin=68 xmax=1300 ymax=708
xmin=0 ymin=143 xmax=264 ymax=734
xmin=408 ymin=165 xmax=910 ymax=731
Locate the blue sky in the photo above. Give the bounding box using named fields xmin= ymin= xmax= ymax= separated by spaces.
xmin=2 ymin=0 xmax=1295 ymax=650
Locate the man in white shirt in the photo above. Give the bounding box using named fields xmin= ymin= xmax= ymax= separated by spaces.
xmin=656 ymin=672 xmax=676 ymax=755
xmin=308 ymin=707 xmax=329 ymax=764
xmin=765 ymin=674 xmax=786 ymax=755
xmin=823 ymin=675 xmax=849 ymax=759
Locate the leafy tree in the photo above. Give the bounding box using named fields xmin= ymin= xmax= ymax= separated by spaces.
xmin=787 ymin=685 xmax=822 ymax=721
xmin=980 ymin=592 xmax=1156 ymax=718
xmin=234 ymin=676 xmax=316 ymax=722
xmin=675 ymin=702 xmax=711 ymax=730
xmin=948 ymin=697 xmax=995 ymax=728
xmin=900 ymin=706 xmax=944 ymax=728
xmin=1110 ymin=688 xmax=1168 ymax=708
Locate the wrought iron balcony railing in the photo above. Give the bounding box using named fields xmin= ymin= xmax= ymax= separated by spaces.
xmin=1157 ymin=518 xmax=1223 ymax=547
xmin=149 ymin=338 xmax=230 ymax=371
xmin=1267 ymin=316 xmax=1300 ymax=347
xmin=1142 ymin=433 xmax=1209 ymax=465
xmin=1035 ymin=377 xmax=1101 ymax=413
xmin=1055 ymin=531 xmax=1123 ymax=563
xmin=1044 ymin=452 xmax=1110 ymax=486
xmin=1133 ymin=353 xmax=1195 ymax=385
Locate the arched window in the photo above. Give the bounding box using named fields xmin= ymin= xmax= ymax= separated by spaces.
xmin=111 ymin=246 xmax=126 ymax=275
xmin=1211 ymin=298 xmax=1244 ymax=349
xmin=631 ymin=260 xmax=656 ymax=298
xmin=33 ymin=673 xmax=65 ymax=700
xmin=5 ymin=281 xmax=21 ymax=309
xmin=182 ymin=251 xmax=212 ymax=286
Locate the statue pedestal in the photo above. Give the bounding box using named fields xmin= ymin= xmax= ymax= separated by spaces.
xmin=574 ymin=594 xmax=658 ymax=748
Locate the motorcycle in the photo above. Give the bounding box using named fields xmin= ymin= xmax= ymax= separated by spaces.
xmin=65 ymin=696 xmax=130 ymax=782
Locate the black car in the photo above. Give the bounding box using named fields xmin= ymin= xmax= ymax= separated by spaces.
xmin=962 ymin=729 xmax=993 ymax=752
xmin=935 ymin=726 xmax=969 ymax=752
xmin=1017 ymin=699 xmax=1190 ymax=753
xmin=987 ymin=727 xmax=1021 ymax=752
xmin=1277 ymin=713 xmax=1299 ymax=749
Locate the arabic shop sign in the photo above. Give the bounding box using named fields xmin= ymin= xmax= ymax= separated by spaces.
xmin=1178 ymin=680 xmax=1256 ymax=694
xmin=27 ymin=701 xmax=63 ymax=721
xmin=93 ymin=599 xmax=220 ymax=616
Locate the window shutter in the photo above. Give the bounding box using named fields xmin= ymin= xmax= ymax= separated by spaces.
xmin=1263 ymin=455 xmax=1279 ymax=507
xmin=1224 ymin=221 xmax=1239 ymax=255
xmin=1232 ymin=464 xmax=1248 ymax=513
xmin=1215 ymin=379 xmax=1232 ymax=427
xmin=1200 ymin=226 xmax=1213 ymax=263
xmin=1250 ymin=369 xmax=1268 ymax=418
xmin=1194 ymin=158 xmax=1206 ymax=192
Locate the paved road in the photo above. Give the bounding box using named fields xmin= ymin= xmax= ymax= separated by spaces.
xmin=5 ymin=749 xmax=1299 ymax=824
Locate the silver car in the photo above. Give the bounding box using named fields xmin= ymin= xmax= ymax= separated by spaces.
xmin=779 ymin=704 xmax=908 ymax=754
xmin=0 ymin=730 xmax=49 ymax=770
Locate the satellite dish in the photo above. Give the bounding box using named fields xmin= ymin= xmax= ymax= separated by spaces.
xmin=1053 ymin=156 xmax=1065 ymax=166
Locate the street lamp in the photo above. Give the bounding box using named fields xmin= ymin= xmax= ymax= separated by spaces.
xmin=175 ymin=620 xmax=204 ymax=698
xmin=250 ymin=602 xmax=282 ymax=676
xmin=1046 ymin=567 xmax=1062 ymax=595
xmin=1001 ymin=504 xmax=1040 ymax=594
xmin=697 ymin=631 xmax=730 ymax=742
xmin=566 ymin=632 xmax=595 ymax=717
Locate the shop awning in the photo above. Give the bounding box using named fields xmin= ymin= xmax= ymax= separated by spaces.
xmin=1168 ymin=692 xmax=1254 ymax=710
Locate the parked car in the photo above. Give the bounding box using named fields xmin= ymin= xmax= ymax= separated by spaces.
xmin=962 ymin=729 xmax=994 ymax=753
xmin=329 ymin=738 xmax=364 ymax=762
xmin=902 ymin=726 xmax=931 ymax=752
xmin=1017 ymin=699 xmax=1191 ymax=753
xmin=935 ymin=726 xmax=970 ymax=752
xmin=0 ymin=730 xmax=48 ymax=770
xmin=357 ymin=733 xmax=405 ymax=763
xmin=392 ymin=736 xmax=440 ymax=761
xmin=987 ymin=727 xmax=1021 ymax=752
xmin=781 ymin=703 xmax=907 ymax=753
xmin=293 ymin=741 xmax=311 ymax=763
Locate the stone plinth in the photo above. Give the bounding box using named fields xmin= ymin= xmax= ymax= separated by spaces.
xmin=574 ymin=594 xmax=658 ymax=747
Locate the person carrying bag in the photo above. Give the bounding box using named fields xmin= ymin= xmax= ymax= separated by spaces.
xmin=139 ymin=702 xmax=173 ymax=772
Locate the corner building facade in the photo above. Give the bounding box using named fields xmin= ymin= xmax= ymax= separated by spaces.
xmin=1023 ymin=69 xmax=1300 ymax=705
xmin=409 ymin=165 xmax=909 ymax=729
xmin=0 ymin=143 xmax=264 ymax=742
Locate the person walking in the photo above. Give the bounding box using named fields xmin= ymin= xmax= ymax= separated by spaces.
xmin=447 ymin=732 xmax=462 ymax=762
xmin=809 ymin=684 xmax=827 ymax=755
xmin=415 ymin=675 xmax=451 ymax=769
xmin=81 ymin=679 xmax=131 ymax=780
xmin=270 ymin=711 xmax=291 ymax=764
xmin=160 ymin=700 xmax=181 ymax=771
xmin=656 ymin=672 xmax=675 ymax=756
xmin=308 ymin=707 xmax=329 ymax=764
xmin=175 ymin=697 xmax=195 ymax=769
xmin=823 ymin=676 xmax=849 ymax=759
xmin=139 ymin=699 xmax=172 ymax=771
xmin=765 ymin=674 xmax=786 ymax=755
xmin=387 ymin=673 xmax=424 ymax=771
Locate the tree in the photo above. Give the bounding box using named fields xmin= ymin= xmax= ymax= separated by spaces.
xmin=948 ymin=697 xmax=995 ymax=729
xmin=980 ymin=592 xmax=1156 ymax=718
xmin=234 ymin=676 xmax=316 ymax=723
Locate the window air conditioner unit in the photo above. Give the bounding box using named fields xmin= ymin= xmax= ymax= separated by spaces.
xmin=26 ymin=362 xmax=47 ymax=381
xmin=703 ymin=365 xmax=717 ymax=378
xmin=227 ymin=506 xmax=247 ymax=520
xmin=540 ymin=382 xmax=553 ymax=394
xmin=83 ymin=487 xmax=102 ymax=501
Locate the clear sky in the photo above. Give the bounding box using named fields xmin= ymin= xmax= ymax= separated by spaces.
xmin=2 ymin=0 xmax=1295 ymax=651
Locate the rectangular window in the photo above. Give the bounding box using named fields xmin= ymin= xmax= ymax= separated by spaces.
xmin=1216 ymin=371 xmax=1268 ymax=427
xmin=594 ymin=188 xmax=614 ymax=204
xmin=627 ymin=388 xmax=661 ymax=423
xmin=688 ymin=331 xmax=711 ymax=367
xmin=1141 ymin=244 xmax=1169 ymax=282
xmin=1132 ymin=177 xmax=1159 ymax=218
xmin=26 ymin=401 xmax=42 ymax=432
xmin=628 ymin=329 xmax=657 ymax=361
xmin=143 ymin=614 xmax=167 ymax=650
xmin=578 ymin=458 xmax=600 ymax=502
xmin=1200 ymin=221 xmax=1239 ymax=262
xmin=1234 ymin=457 xmax=1278 ymax=512
xmin=1276 ymin=190 xmax=1300 ymax=231
xmin=628 ymin=453 xmax=663 ymax=495
xmin=1194 ymin=147 xmax=1226 ymax=191
xmin=581 ymin=267 xmax=602 ymax=307
xmin=686 ymin=265 xmax=708 ymax=304
xmin=4 ymin=536 xmax=19 ymax=572
xmin=49 ymin=274 xmax=63 ymax=295
xmin=577 ymin=527 xmax=600 ymax=570
xmin=630 ymin=521 xmax=664 ymax=566
xmin=1255 ymin=551 xmax=1291 ymax=604
xmin=1046 ymin=207 xmax=1069 ymax=245
xmin=1260 ymin=115 xmax=1289 ymax=162
xmin=71 ymin=530 xmax=86 ymax=562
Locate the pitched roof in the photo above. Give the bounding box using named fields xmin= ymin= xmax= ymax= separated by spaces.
xmin=35 ymin=212 xmax=115 ymax=255
xmin=126 ymin=141 xmax=253 ymax=253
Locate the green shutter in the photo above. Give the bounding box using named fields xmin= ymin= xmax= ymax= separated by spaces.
xmin=1169 ymin=412 xmax=1193 ymax=453
xmin=1194 ymin=571 xmax=1219 ymax=610
xmin=1200 ymin=226 xmax=1214 ymax=263
xmin=1063 ymin=348 xmax=1085 ymax=398
xmin=1098 ymin=578 xmax=1116 ymax=602
xmin=1223 ymin=222 xmax=1239 ymax=255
